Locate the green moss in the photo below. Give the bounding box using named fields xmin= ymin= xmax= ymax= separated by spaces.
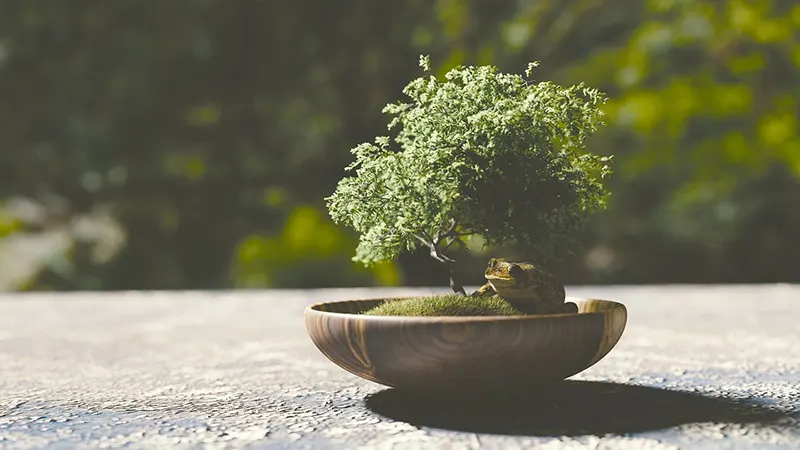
xmin=361 ymin=294 xmax=526 ymax=317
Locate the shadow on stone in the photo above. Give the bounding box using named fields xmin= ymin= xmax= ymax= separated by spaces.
xmin=364 ymin=380 xmax=788 ymax=436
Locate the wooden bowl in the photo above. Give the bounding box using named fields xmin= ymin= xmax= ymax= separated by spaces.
xmin=304 ymin=297 xmax=627 ymax=392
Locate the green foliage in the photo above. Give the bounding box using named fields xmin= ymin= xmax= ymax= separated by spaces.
xmin=0 ymin=1 xmax=432 ymax=290
xmin=362 ymin=294 xmax=524 ymax=317
xmin=0 ymin=212 xmax=20 ymax=239
xmin=232 ymin=205 xmax=398 ymax=288
xmin=1 ymin=1 xmax=799 ymax=290
xmin=327 ymin=58 xmax=612 ymax=270
xmin=423 ymin=0 xmax=800 ymax=283
xmin=492 ymin=0 xmax=800 ymax=282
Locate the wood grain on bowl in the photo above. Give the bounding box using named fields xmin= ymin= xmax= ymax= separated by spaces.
xmin=304 ymin=297 xmax=627 ymax=391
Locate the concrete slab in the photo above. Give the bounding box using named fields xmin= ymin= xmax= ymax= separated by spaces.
xmin=0 ymin=286 xmax=798 ymax=449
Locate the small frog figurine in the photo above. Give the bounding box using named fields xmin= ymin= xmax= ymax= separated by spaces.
xmin=472 ymin=258 xmax=578 ymax=314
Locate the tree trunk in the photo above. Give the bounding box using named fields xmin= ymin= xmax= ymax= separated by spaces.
xmin=417 ymin=230 xmax=466 ymax=295
xmin=448 ymin=268 xmax=466 ymax=296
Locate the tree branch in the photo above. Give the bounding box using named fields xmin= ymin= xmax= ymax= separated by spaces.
xmin=412 ymin=233 xmax=431 ymax=247
xmin=429 ymin=245 xmax=456 ymax=264
xmin=444 ymin=219 xmax=458 ymax=237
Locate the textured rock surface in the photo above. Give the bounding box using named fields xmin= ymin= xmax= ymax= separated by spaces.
xmin=0 ymin=285 xmax=798 ymax=449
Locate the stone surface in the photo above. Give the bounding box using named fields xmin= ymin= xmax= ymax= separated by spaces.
xmin=0 ymin=285 xmax=798 ymax=449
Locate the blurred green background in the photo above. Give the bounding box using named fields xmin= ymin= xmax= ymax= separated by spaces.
xmin=1 ymin=0 xmax=799 ymax=291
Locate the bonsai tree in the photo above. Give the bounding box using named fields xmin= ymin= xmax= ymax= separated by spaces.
xmin=327 ymin=56 xmax=612 ymax=303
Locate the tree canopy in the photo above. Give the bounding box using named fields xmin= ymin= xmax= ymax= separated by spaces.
xmin=327 ymin=58 xmax=611 ymax=290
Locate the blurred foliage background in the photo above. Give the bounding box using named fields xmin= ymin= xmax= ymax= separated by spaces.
xmin=1 ymin=0 xmax=799 ymax=291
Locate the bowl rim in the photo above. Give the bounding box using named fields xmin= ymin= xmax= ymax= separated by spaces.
xmin=304 ymin=296 xmax=625 ymax=323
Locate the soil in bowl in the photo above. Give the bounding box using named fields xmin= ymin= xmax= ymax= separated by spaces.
xmin=361 ymin=294 xmax=526 ymax=317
